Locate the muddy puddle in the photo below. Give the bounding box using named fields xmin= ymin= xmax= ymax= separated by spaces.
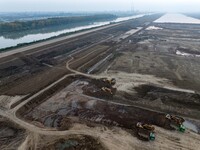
xmin=183 ymin=120 xmax=199 ymax=133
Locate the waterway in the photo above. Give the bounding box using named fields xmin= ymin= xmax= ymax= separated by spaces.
xmin=0 ymin=14 xmax=145 ymax=50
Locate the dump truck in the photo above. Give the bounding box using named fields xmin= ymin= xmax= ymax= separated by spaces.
xmin=136 ymin=122 xmax=155 ymax=141
xmin=165 ymin=114 xmax=185 ymax=132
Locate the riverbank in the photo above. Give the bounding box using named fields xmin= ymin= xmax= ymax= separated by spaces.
xmin=0 ymin=14 xmax=145 ymax=51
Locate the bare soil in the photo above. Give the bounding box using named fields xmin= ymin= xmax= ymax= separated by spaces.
xmin=1 ymin=14 xmax=200 ymax=150
xmin=40 ymin=135 xmax=106 ymax=150
xmin=0 ymin=117 xmax=26 ymax=149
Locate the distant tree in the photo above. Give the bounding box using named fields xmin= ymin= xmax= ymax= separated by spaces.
xmin=0 ymin=14 xmax=117 ymax=34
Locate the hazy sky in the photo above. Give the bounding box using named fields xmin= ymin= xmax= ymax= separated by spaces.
xmin=0 ymin=0 xmax=200 ymax=12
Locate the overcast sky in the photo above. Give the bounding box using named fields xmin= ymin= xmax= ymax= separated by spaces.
xmin=0 ymin=0 xmax=200 ymax=12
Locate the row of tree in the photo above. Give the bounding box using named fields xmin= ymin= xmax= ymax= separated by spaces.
xmin=0 ymin=14 xmax=117 ymax=34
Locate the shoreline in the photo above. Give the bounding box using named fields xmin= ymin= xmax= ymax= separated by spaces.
xmin=0 ymin=14 xmax=146 ymax=54
xmin=0 ymin=22 xmax=120 ymax=59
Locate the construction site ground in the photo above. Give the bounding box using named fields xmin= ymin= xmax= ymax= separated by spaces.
xmin=0 ymin=14 xmax=200 ymax=149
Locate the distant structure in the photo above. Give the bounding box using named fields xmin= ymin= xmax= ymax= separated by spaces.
xmin=131 ymin=0 xmax=135 ymax=14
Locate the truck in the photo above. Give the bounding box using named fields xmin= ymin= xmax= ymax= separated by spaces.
xmin=136 ymin=122 xmax=155 ymax=141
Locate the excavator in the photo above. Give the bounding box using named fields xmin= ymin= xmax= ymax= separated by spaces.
xmin=136 ymin=122 xmax=155 ymax=141
xmin=98 ymin=78 xmax=116 ymax=88
xmin=165 ymin=114 xmax=185 ymax=132
xmin=101 ymin=87 xmax=114 ymax=95
xmin=100 ymin=78 xmax=116 ymax=97
xmin=84 ymin=78 xmax=117 ymax=98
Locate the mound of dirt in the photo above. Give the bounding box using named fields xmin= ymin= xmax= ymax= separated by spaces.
xmin=41 ymin=135 xmax=106 ymax=150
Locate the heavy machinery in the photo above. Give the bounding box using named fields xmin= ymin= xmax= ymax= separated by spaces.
xmin=101 ymin=87 xmax=114 ymax=95
xmin=84 ymin=78 xmax=117 ymax=98
xmin=98 ymin=78 xmax=116 ymax=88
xmin=99 ymin=78 xmax=116 ymax=97
xmin=101 ymin=78 xmax=116 ymax=86
xmin=165 ymin=114 xmax=185 ymax=132
xmin=136 ymin=122 xmax=155 ymax=141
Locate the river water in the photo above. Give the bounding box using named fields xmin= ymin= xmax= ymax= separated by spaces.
xmin=0 ymin=14 xmax=145 ymax=50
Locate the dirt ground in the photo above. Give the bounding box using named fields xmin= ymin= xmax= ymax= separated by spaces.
xmin=0 ymin=95 xmax=27 ymax=109
xmin=98 ymin=71 xmax=200 ymax=120
xmin=0 ymin=117 xmax=26 ymax=150
xmin=1 ymin=14 xmax=200 ymax=149
xmin=17 ymin=124 xmax=200 ymax=150
xmin=0 ymin=14 xmax=160 ymax=96
xmin=39 ymin=135 xmax=106 ymax=150
xmin=15 ymin=76 xmax=200 ymax=149
xmin=109 ymin=23 xmax=200 ymax=92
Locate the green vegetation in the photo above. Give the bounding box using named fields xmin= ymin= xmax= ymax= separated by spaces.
xmin=0 ymin=14 xmax=117 ymax=34
xmin=0 ymin=23 xmax=109 ymax=53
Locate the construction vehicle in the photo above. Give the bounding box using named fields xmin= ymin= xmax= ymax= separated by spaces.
xmin=101 ymin=78 xmax=116 ymax=86
xmin=136 ymin=122 xmax=155 ymax=141
xmin=101 ymin=87 xmax=113 ymax=95
xmin=83 ymin=78 xmax=117 ymax=98
xmin=99 ymin=78 xmax=116 ymax=96
xmin=95 ymin=78 xmax=116 ymax=88
xmin=165 ymin=114 xmax=185 ymax=132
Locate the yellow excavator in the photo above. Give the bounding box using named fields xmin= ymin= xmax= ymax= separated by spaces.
xmin=98 ymin=78 xmax=116 ymax=97
xmin=86 ymin=78 xmax=116 ymax=98
xmin=136 ymin=122 xmax=155 ymax=141
xmin=101 ymin=78 xmax=116 ymax=86
xmin=98 ymin=78 xmax=116 ymax=88
xmin=101 ymin=87 xmax=113 ymax=95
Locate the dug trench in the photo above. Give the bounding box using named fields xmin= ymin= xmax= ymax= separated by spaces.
xmin=16 ymin=76 xmax=195 ymax=138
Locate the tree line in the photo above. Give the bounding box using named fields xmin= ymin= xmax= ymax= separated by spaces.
xmin=0 ymin=14 xmax=117 ymax=34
